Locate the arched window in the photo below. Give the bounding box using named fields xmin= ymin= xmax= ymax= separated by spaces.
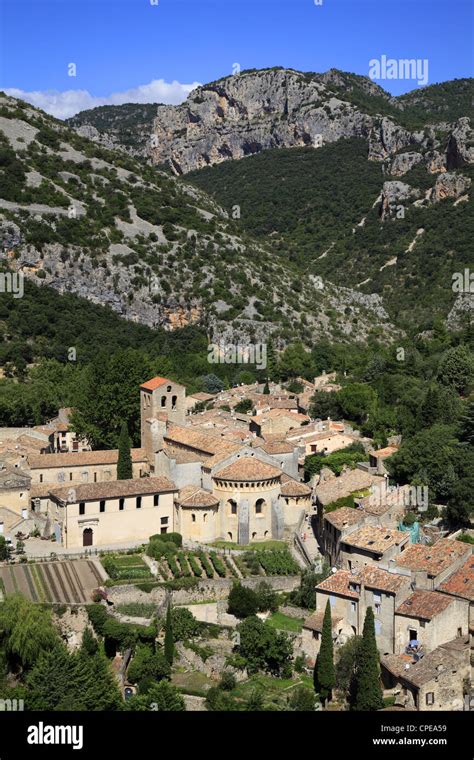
xmin=203 ymin=513 xmax=207 ymax=522
xmin=255 ymin=498 xmax=265 ymax=514
xmin=172 ymin=395 xmax=177 ymax=410
xmin=161 ymin=395 xmax=166 ymax=408
xmin=228 ymin=499 xmax=237 ymax=515
xmin=252 ymin=531 xmax=257 ymax=539
xmin=191 ymin=513 xmax=196 ymax=522
xmin=227 ymin=532 xmax=233 ymax=541
xmin=83 ymin=528 xmax=93 ymax=547
xmin=167 ymin=385 xmax=172 ymax=392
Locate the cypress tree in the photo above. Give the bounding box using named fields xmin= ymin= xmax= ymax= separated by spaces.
xmin=164 ymin=603 xmax=174 ymax=665
xmin=353 ymin=606 xmax=384 ymax=711
xmin=313 ymin=599 xmax=335 ymax=703
xmin=263 ymin=379 xmax=270 ymax=395
xmin=117 ymin=422 xmax=133 ymax=480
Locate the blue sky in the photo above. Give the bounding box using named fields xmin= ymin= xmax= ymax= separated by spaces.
xmin=0 ymin=0 xmax=472 ymax=117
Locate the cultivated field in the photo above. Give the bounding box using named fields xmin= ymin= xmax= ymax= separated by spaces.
xmin=0 ymin=559 xmax=106 ymax=603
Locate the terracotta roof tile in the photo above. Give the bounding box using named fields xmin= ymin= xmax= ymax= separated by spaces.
xmin=50 ymin=476 xmax=177 ymax=503
xmin=176 ymin=486 xmax=219 ymax=508
xmin=140 ymin=376 xmax=176 ymax=391
xmin=341 ymin=525 xmax=407 ymax=555
xmin=395 ymin=590 xmax=453 ymax=620
xmin=214 ymin=457 xmax=282 ymax=482
xmin=323 ymin=506 xmax=366 ymax=530
xmin=438 ymin=556 xmax=474 ymax=602
xmin=395 ymin=539 xmax=470 ymax=577
xmin=28 ymin=448 xmax=148 ymax=469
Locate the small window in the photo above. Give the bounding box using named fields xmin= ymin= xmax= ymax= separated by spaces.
xmin=161 ymin=527 xmax=168 ymax=534
xmin=119 ymin=498 xmax=125 ymax=511
xmin=40 ymin=474 xmax=43 ymax=483
xmin=69 ymin=473 xmax=73 ymax=481
xmin=100 ymin=500 xmax=105 ymax=513
xmin=255 ymin=502 xmax=262 ymax=514
xmin=167 ymin=385 xmax=172 ymax=393
xmin=426 ymin=692 xmax=434 ymax=706
xmin=160 ymin=516 xmax=168 ymax=525
xmin=457 ymin=627 xmax=462 ymax=637
xmin=79 ymin=502 xmax=85 ymax=516
xmin=94 ymin=472 xmax=97 ymax=483
xmin=161 ymin=396 xmax=166 ymax=408
xmin=153 ymin=494 xmax=160 ymax=507
xmin=351 ymin=601 xmax=356 ymax=612
xmin=375 ymin=603 xmax=381 ymax=615
xmin=192 ymin=514 xmax=196 ymax=522
xmin=136 ymin=496 xmax=142 ymax=509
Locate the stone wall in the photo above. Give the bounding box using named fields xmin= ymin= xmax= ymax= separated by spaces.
xmin=107 ymin=574 xmax=300 ymax=607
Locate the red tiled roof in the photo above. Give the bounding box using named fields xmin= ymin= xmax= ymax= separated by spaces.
xmin=395 ymin=539 xmax=470 ymax=577
xmin=140 ymin=376 xmax=171 ymax=391
xmin=439 ymin=556 xmax=474 ymax=602
xmin=214 ymin=457 xmax=282 ymax=482
xmin=395 ymin=590 xmax=454 ymax=620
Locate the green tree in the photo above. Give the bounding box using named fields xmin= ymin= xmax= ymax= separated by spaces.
xmin=335 ymin=635 xmax=363 ymax=704
xmin=0 ymin=536 xmax=10 ymax=561
xmin=164 ymin=603 xmax=174 ymax=665
xmin=437 ymin=345 xmax=474 ymax=395
xmin=0 ymin=595 xmax=59 ymax=670
xmin=117 ymin=421 xmax=133 ymax=479
xmin=127 ymin=644 xmax=171 ymax=685
xmin=237 ymin=616 xmax=293 ymax=676
xmin=352 ymin=607 xmax=383 ymax=711
xmin=458 ymin=401 xmax=474 ymax=446
xmin=227 ymin=583 xmax=259 ymax=618
xmin=337 ymin=383 xmax=377 ymax=424
xmin=288 ymin=685 xmax=317 ymax=711
xmin=234 ymin=398 xmax=253 ymax=414
xmin=27 ymin=644 xmax=122 ymax=710
xmin=313 ymin=600 xmax=335 ymax=704
xmin=126 ymin=680 xmax=185 ymax=711
xmin=171 ymin=607 xmax=201 ymax=641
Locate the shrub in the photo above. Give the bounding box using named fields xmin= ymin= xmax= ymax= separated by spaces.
xmin=171 ymin=607 xmax=201 ymax=641
xmin=209 ymin=551 xmax=226 ymax=577
xmin=176 ymin=552 xmax=191 ymax=577
xmin=219 ymin=671 xmax=237 ymax=691
xmin=188 ymin=554 xmax=203 ymax=577
xmin=149 ymin=532 xmax=182 ymax=547
xmin=198 ymin=551 xmax=214 ymax=578
xmin=227 ymin=583 xmax=259 ymax=619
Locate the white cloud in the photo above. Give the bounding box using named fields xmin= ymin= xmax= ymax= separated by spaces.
xmin=3 ymin=78 xmax=201 ymax=120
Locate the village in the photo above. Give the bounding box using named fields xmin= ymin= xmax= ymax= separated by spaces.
xmin=0 ymin=370 xmax=472 ymax=712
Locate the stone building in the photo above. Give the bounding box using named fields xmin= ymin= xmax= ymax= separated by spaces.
xmin=391 ymin=539 xmax=472 ymax=590
xmin=49 ymin=477 xmax=177 ymax=548
xmin=302 ymin=566 xmax=412 ymax=659
xmin=381 ymin=637 xmax=470 ymax=711
xmin=338 ymin=525 xmax=409 ymax=571
xmin=394 ymin=590 xmax=469 ymax=655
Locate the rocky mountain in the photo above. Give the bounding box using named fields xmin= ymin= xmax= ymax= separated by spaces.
xmin=67 ymin=68 xmax=473 ymax=175
xmin=0 ymin=91 xmax=397 ymax=348
xmin=67 ymin=103 xmax=158 ymax=158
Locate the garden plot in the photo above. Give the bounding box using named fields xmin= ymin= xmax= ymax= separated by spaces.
xmin=0 ymin=559 xmax=106 ymax=603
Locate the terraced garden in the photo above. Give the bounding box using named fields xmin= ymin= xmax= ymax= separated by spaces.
xmin=0 ymin=559 xmax=106 ymax=603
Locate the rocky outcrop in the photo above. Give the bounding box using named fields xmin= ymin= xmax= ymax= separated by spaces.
xmin=446 ymin=117 xmax=474 ymax=169
xmin=150 ymin=69 xmax=374 ymax=174
xmin=368 ymin=117 xmax=413 ymax=161
xmin=427 ymin=172 xmax=471 ymax=203
xmin=379 ymin=180 xmax=421 ymax=219
xmin=387 ymin=151 xmax=423 ymax=176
